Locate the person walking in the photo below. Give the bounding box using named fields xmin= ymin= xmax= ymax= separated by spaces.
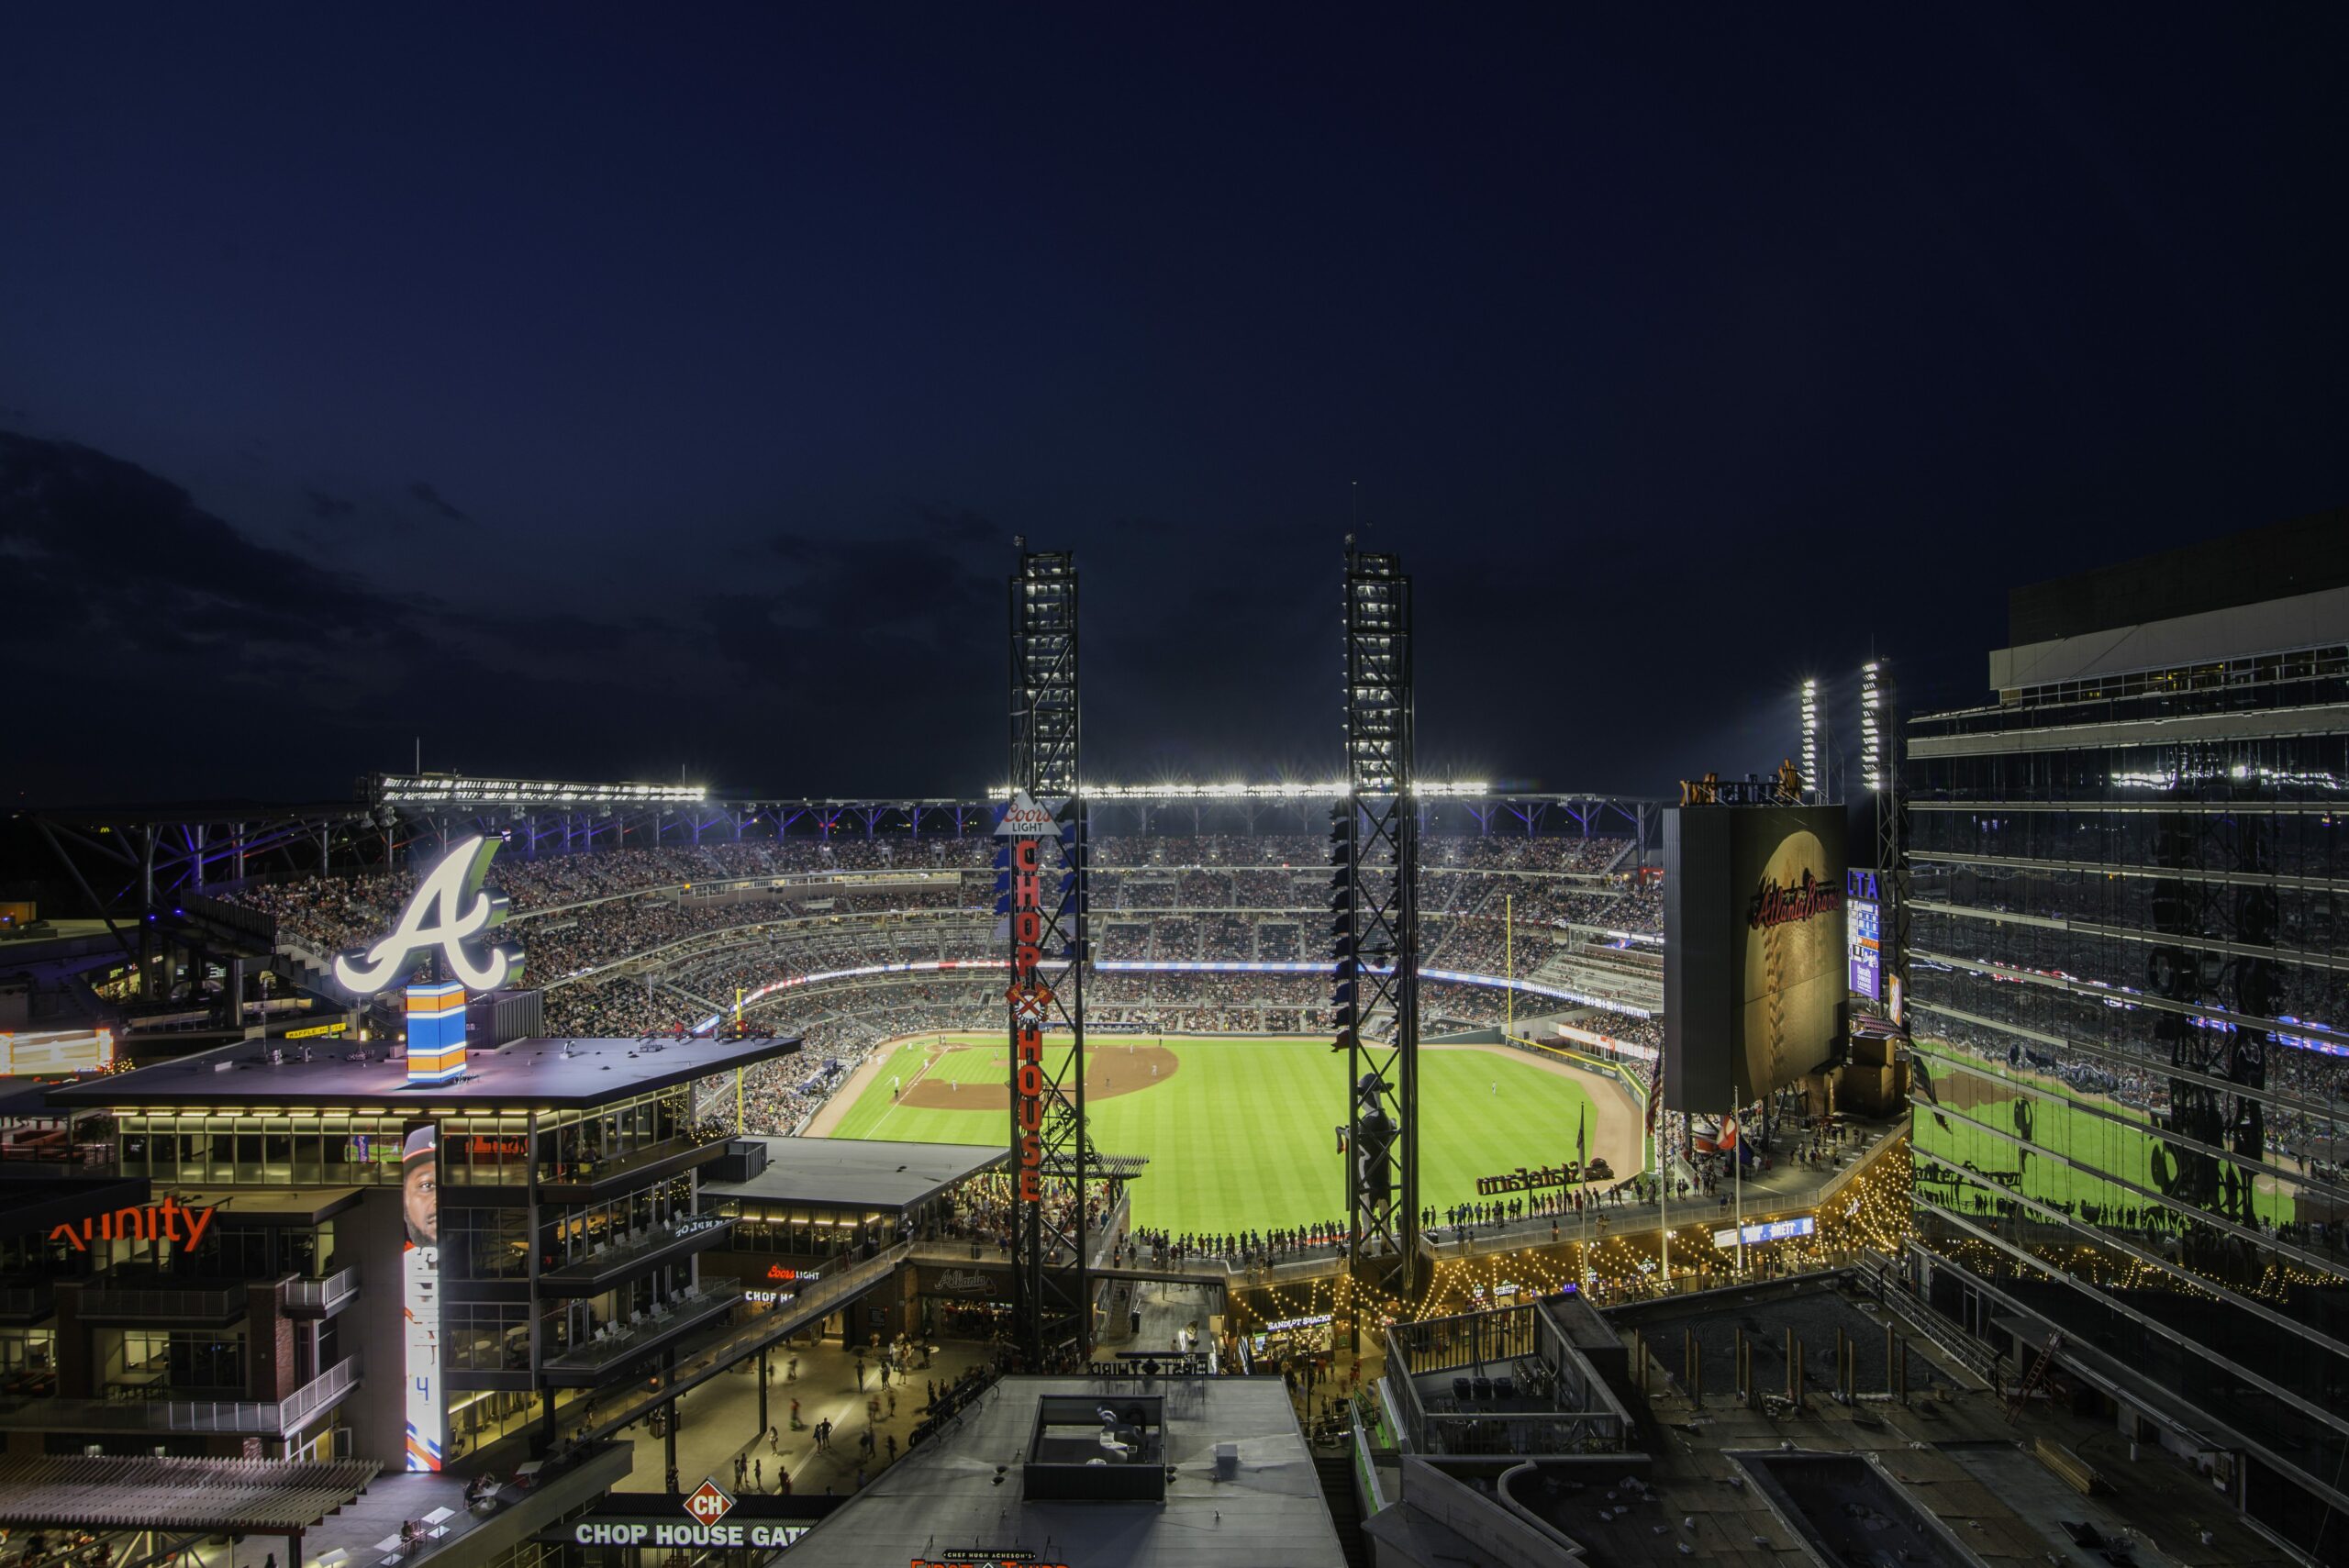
xmin=886 ymin=1388 xmax=896 ymax=1418
xmin=789 ymin=1397 xmax=802 ymax=1430
xmin=855 ymin=1356 xmax=866 ymax=1390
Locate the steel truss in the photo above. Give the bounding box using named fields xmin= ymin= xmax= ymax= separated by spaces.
xmin=1005 ymin=549 xmax=1091 ymax=1364
xmin=1334 ymin=546 xmax=1420 ymax=1313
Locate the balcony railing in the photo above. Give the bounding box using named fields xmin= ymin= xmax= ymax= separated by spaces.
xmin=279 ymin=1266 xmax=360 ymax=1314
xmin=0 ymin=1353 xmax=361 ymax=1435
xmin=540 ymin=1218 xmax=732 ymax=1293
xmin=0 ymin=1283 xmax=56 ymax=1318
xmin=544 ymin=1287 xmax=744 ymax=1375
xmin=76 ymin=1285 xmax=245 ymax=1321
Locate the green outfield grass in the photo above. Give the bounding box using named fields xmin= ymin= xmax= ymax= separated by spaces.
xmin=821 ymin=1035 xmax=1614 ymax=1237
xmin=1912 ymin=1061 xmax=2299 ymax=1227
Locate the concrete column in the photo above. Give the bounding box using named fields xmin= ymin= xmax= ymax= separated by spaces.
xmin=664 ymin=1349 xmax=680 ymax=1492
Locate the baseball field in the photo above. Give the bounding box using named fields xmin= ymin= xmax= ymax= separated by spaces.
xmin=810 ymin=1033 xmax=1642 ymax=1238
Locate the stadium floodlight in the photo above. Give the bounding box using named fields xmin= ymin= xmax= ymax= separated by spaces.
xmin=1860 ymin=661 xmax=1893 ymax=793
xmin=1799 ymin=678 xmax=1821 ymax=803
xmin=373 ymin=773 xmax=707 ymax=808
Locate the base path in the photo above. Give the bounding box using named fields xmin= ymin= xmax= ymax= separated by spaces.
xmin=1427 ymin=1040 xmax=1647 ymax=1179
xmin=800 ymin=1041 xmax=908 ymax=1139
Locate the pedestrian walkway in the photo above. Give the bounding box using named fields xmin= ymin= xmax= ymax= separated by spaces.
xmin=616 ymin=1329 xmax=998 ymax=1500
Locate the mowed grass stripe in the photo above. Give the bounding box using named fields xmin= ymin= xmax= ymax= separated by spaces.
xmin=816 ymin=1035 xmax=1597 ymax=1237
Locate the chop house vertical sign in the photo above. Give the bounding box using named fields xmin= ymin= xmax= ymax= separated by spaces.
xmin=999 ymin=791 xmax=1062 ymax=1206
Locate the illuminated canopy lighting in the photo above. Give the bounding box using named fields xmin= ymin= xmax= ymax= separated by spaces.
xmin=1012 ymin=781 xmax=1490 ymax=800
xmin=372 ymin=773 xmax=708 ymax=807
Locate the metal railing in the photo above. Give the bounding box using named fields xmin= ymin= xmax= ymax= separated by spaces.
xmin=76 ymin=1285 xmax=244 ymax=1320
xmin=279 ymin=1266 xmax=360 ymax=1312
xmin=0 ymin=1284 xmax=56 ymax=1316
xmin=277 ymin=1352 xmax=363 ymax=1430
xmin=0 ymin=1353 xmax=361 ymax=1435
xmin=546 ymin=1287 xmax=745 ymax=1372
xmin=541 ymin=1218 xmax=733 ymax=1284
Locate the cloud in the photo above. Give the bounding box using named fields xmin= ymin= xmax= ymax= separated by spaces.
xmin=0 ymin=432 xmax=680 ymax=801
xmin=408 ymin=480 xmax=473 ymax=525
xmin=306 ymin=488 xmax=357 ymax=520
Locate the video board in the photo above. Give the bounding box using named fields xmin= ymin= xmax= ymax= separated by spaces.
xmin=1662 ymin=802 xmax=1847 ymax=1110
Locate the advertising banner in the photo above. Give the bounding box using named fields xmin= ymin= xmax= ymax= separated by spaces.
xmin=1847 ymin=898 xmax=1881 ymax=1002
xmin=401 ymin=1120 xmax=445 ymax=1471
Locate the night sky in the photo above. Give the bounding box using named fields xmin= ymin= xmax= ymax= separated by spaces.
xmin=6 ymin=10 xmax=2345 ymax=807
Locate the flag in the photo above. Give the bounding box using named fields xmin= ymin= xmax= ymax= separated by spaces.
xmin=1719 ymin=1113 xmax=1739 ymax=1152
xmin=1644 ymin=1046 xmax=1664 ymax=1135
xmin=1575 ymin=1105 xmax=1587 ymax=1170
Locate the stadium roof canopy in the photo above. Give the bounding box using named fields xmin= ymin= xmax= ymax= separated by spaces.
xmin=47 ymin=1031 xmax=807 ymax=1110
xmin=704 ymin=1135 xmax=1007 ymax=1210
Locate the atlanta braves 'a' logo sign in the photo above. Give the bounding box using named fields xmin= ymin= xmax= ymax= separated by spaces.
xmin=333 ymin=835 xmax=524 ymax=995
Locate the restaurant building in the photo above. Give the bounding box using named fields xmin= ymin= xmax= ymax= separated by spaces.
xmin=9 ymin=1028 xmax=804 ymax=1473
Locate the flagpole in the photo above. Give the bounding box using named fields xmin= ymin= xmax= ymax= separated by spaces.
xmin=1659 ymin=1137 xmax=1670 ymax=1291
xmin=1734 ymin=1106 xmax=1744 ymax=1278
xmin=1505 ymin=894 xmax=1514 ymax=1040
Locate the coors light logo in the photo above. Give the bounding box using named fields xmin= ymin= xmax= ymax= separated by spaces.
xmin=1747 ymin=867 xmax=1841 ymax=930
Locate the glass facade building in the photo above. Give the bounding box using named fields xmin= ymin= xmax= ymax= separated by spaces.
xmin=1902 ymin=530 xmax=2349 ymax=1557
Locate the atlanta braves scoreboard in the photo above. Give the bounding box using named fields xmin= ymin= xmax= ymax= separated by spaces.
xmin=1661 ymin=797 xmax=1848 ymax=1110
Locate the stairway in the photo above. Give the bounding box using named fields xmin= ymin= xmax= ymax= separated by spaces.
xmin=1313 ymin=1451 xmax=1374 ymax=1568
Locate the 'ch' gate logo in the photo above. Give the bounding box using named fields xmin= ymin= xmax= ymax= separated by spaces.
xmin=684 ymin=1478 xmax=735 ymax=1526
xmin=333 ymin=835 xmax=525 ymax=995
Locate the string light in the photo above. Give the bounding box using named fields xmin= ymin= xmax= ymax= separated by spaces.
xmin=1224 ymin=1135 xmax=1922 ymax=1335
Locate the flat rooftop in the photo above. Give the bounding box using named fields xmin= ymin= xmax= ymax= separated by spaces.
xmin=775 ymin=1374 xmax=1347 ymax=1568
xmin=702 ymin=1136 xmax=1006 ymax=1211
xmin=46 ymin=1033 xmax=806 ymax=1110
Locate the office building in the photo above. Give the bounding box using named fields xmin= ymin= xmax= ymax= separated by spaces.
xmin=1901 ymin=511 xmax=2349 ymax=1557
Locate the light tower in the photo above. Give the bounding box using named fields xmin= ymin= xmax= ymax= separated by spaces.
xmin=1003 ymin=548 xmax=1089 ymax=1364
xmin=1861 ymin=659 xmax=1905 ymax=1017
xmin=1799 ymin=677 xmax=1823 ymax=802
xmin=1334 ymin=544 xmax=1420 ymax=1323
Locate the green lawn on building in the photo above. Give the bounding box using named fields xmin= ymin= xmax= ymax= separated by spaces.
xmin=819 ymin=1034 xmax=1610 ymax=1238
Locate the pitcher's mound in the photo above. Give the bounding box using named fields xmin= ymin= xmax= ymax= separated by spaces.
xmin=897 ymin=1040 xmax=1180 ymax=1110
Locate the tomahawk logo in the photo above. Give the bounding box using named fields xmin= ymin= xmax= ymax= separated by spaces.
xmin=334 ymin=835 xmax=525 ymax=995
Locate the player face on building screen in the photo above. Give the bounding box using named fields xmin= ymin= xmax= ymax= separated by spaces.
xmin=403 ymin=1126 xmax=440 ymax=1247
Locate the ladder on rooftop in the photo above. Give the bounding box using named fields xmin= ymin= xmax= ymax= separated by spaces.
xmin=2006 ymin=1331 xmax=2064 ymax=1422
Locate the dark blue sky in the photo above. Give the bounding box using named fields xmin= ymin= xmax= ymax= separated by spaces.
xmin=5 ymin=9 xmax=2344 ymax=806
